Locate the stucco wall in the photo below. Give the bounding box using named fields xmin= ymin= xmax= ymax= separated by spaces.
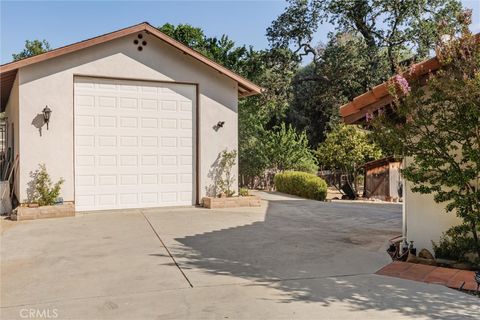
xmin=404 ymin=158 xmax=463 ymax=253
xmin=17 ymin=32 xmax=239 ymax=204
xmin=4 ymin=73 xmax=20 ymax=198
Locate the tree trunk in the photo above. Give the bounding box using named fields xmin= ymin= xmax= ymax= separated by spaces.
xmin=470 ymin=220 xmax=480 ymax=259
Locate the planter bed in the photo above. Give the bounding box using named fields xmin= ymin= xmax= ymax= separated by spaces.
xmin=202 ymin=196 xmax=261 ymax=209
xmin=12 ymin=203 xmax=75 ymax=221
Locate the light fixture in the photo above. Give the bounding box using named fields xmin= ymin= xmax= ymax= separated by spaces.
xmin=42 ymin=105 xmax=52 ymax=130
xmin=213 ymin=121 xmax=225 ymax=132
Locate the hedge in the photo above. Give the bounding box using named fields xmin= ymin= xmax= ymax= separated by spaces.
xmin=274 ymin=171 xmax=328 ymax=201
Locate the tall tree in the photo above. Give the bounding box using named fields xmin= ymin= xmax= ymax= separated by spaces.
xmin=288 ymin=33 xmax=391 ymax=146
xmin=268 ymin=0 xmax=463 ymax=79
xmin=12 ymin=39 xmax=51 ymax=61
xmin=268 ymin=0 xmax=464 ymax=147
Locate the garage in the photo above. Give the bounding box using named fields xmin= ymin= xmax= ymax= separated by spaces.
xmin=74 ymin=77 xmax=196 ymax=211
xmin=0 ymin=22 xmax=262 ymax=212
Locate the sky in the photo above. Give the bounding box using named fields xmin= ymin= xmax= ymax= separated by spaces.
xmin=1 ymin=0 xmax=479 ymax=64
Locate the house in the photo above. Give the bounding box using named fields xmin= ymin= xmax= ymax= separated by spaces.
xmin=0 ymin=22 xmax=262 ymax=211
xmin=363 ymin=156 xmax=403 ymax=202
xmin=339 ymin=56 xmax=462 ymax=253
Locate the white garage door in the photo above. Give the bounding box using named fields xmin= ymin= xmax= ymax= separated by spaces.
xmin=74 ymin=77 xmax=196 ymax=211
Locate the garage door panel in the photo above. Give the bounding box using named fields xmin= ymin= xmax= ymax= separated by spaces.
xmin=74 ymin=77 xmax=195 ymax=211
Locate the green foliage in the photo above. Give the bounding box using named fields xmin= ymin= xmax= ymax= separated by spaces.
xmin=288 ymin=33 xmax=391 ymax=146
xmin=432 ymin=225 xmax=480 ymax=265
xmin=317 ymin=124 xmax=382 ymax=197
xmin=240 ymin=122 xmax=318 ymax=188
xmin=31 ymin=164 xmax=64 ymax=206
xmin=12 ymin=39 xmax=51 ymax=61
xmin=372 ymin=16 xmax=480 ymax=257
xmin=239 ymin=188 xmax=249 ymax=197
xmin=265 ymin=123 xmax=318 ymax=173
xmin=274 ymin=171 xmax=327 ymax=201
xmin=268 ymin=0 xmax=464 ymax=148
xmin=238 ymin=48 xmax=300 ymax=186
xmin=268 ymin=0 xmax=463 ymax=75
xmin=158 ymin=23 xmax=248 ymax=73
xmin=216 ymin=149 xmax=237 ymax=197
xmin=158 ymin=23 xmax=206 ymax=49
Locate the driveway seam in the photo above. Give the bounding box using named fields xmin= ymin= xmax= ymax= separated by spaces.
xmin=140 ymin=210 xmax=194 ymax=288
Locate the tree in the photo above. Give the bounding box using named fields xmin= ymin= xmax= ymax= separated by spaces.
xmin=158 ymin=23 xmax=248 ymax=72
xmin=240 ymin=123 xmax=318 ymax=188
xmin=158 ymin=23 xmax=207 ymax=49
xmin=264 ymin=123 xmax=318 ymax=174
xmin=317 ymin=124 xmax=382 ymax=198
xmin=267 ymin=0 xmax=463 ymax=147
xmin=268 ymin=0 xmax=463 ymax=77
xmin=12 ymin=39 xmax=51 ymax=61
xmin=372 ymin=11 xmax=480 ymax=258
xmin=288 ymin=33 xmax=391 ymax=146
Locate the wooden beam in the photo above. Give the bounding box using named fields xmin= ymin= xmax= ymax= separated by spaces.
xmin=344 ymin=95 xmax=393 ymax=124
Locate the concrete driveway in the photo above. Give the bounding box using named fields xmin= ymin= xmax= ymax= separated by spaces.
xmin=1 ymin=192 xmax=479 ymax=319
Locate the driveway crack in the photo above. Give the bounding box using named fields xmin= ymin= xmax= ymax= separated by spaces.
xmin=141 ymin=211 xmax=193 ymax=288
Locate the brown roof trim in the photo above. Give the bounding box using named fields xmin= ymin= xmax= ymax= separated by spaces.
xmin=341 ymin=32 xmax=480 ymax=123
xmin=143 ymin=24 xmax=262 ymax=96
xmin=364 ymin=155 xmax=402 ymax=169
xmin=1 ymin=23 xmax=144 ymax=73
xmin=340 ymin=56 xmax=441 ymax=124
xmin=0 ymin=22 xmax=263 ymax=109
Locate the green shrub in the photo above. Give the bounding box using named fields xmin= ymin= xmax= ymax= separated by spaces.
xmin=217 ymin=149 xmax=237 ymax=197
xmin=239 ymin=187 xmax=249 ymax=197
xmin=432 ymin=224 xmax=480 ymax=266
xmin=31 ymin=164 xmax=64 ymax=206
xmin=274 ymin=171 xmax=327 ymax=201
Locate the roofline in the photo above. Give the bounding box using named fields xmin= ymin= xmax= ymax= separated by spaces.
xmin=363 ymin=155 xmax=402 ymax=169
xmin=339 ymin=56 xmax=441 ymax=124
xmin=340 ymin=33 xmax=480 ymax=124
xmin=0 ymin=22 xmax=263 ymax=97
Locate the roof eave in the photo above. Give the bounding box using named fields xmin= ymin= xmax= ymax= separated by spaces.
xmin=339 ymin=56 xmax=441 ymax=123
xmin=0 ymin=22 xmax=263 ymax=110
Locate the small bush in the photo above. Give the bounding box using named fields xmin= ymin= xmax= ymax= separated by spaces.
xmin=31 ymin=164 xmax=64 ymax=206
xmin=217 ymin=149 xmax=237 ymax=197
xmin=432 ymin=224 xmax=480 ymax=265
xmin=274 ymin=171 xmax=327 ymax=201
xmin=239 ymin=187 xmax=249 ymax=196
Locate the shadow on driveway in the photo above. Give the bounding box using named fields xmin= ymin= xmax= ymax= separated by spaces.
xmin=171 ymin=198 xmax=479 ymax=320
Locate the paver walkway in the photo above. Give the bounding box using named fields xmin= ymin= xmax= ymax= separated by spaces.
xmin=377 ymin=261 xmax=479 ymax=291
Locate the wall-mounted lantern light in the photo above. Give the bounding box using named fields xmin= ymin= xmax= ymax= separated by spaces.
xmin=42 ymin=105 xmax=52 ymax=130
xmin=213 ymin=121 xmax=225 ymax=132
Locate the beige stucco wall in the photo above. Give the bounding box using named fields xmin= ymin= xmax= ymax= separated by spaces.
xmin=16 ymin=31 xmax=239 ymax=204
xmin=4 ymin=73 xmax=20 ymax=198
xmin=403 ymin=158 xmax=463 ymax=253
